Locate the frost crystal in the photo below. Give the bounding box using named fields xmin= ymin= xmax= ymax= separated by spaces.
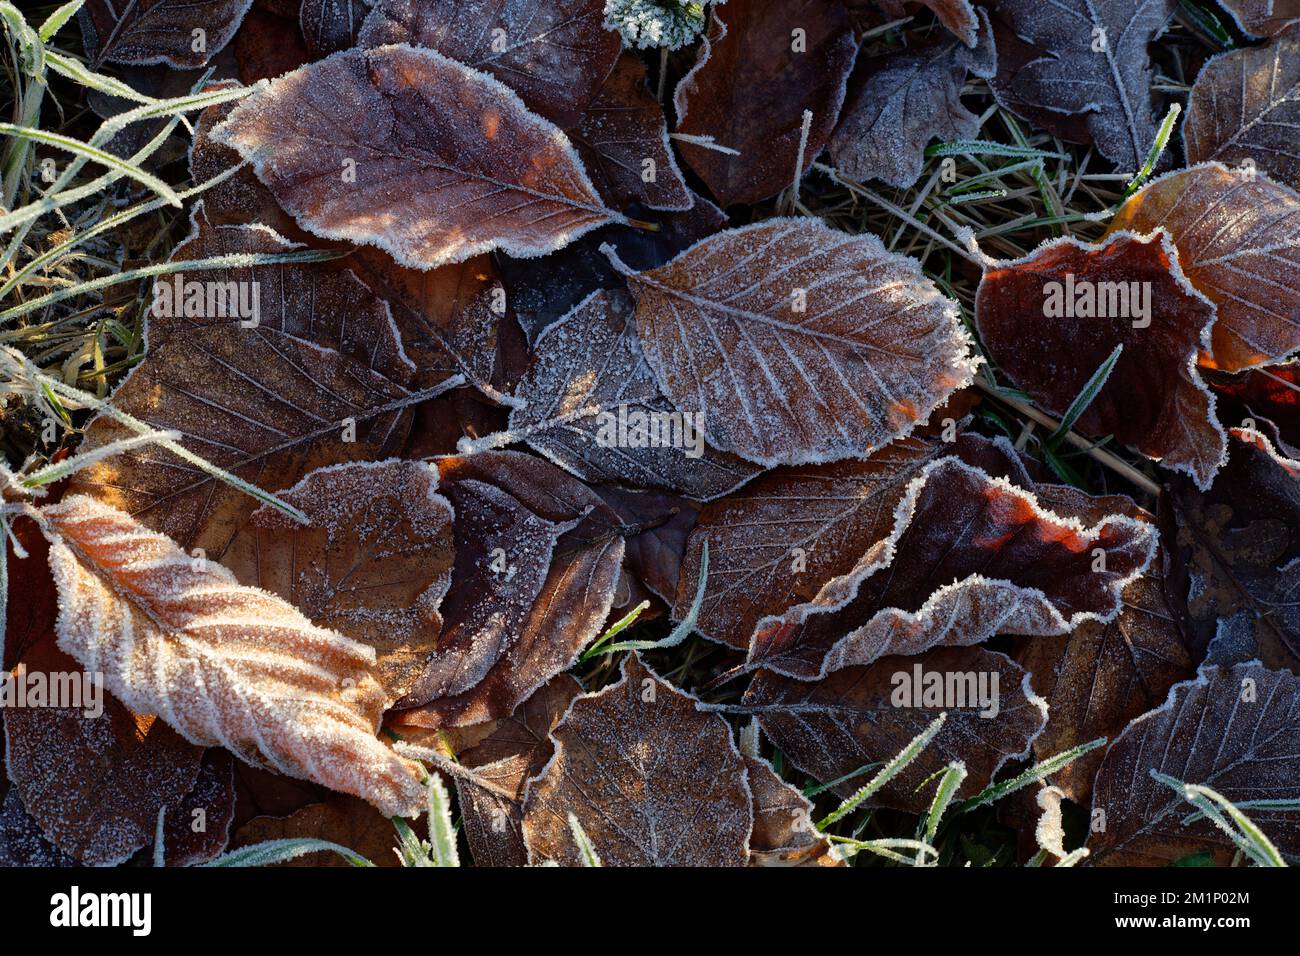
xmin=604 ymin=0 xmax=723 ymax=50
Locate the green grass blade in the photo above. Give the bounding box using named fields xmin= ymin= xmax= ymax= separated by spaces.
xmin=1048 ymin=344 xmax=1123 ymax=449
xmin=1123 ymin=103 xmax=1181 ymax=200
xmin=38 ymin=0 xmax=83 ymax=41
xmin=1152 ymin=772 xmax=1286 ymax=867
xmin=818 ymin=713 xmax=946 ymax=829
xmin=923 ymin=760 xmax=968 ymax=843
xmin=205 ymin=838 xmax=374 ymax=868
xmin=568 ymin=814 xmax=603 ymax=866
xmin=590 ymin=539 xmax=709 ymax=657
xmin=425 ymin=774 xmax=460 ymax=867
xmin=956 ymin=737 xmax=1107 ymax=813
xmin=0 ymin=124 xmax=180 ymax=206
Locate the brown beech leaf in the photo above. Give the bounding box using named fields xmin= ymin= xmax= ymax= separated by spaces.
xmin=1165 ymin=427 xmax=1300 ymax=672
xmin=451 ymin=674 xmax=582 ymax=867
xmin=614 ymin=217 xmax=979 ymax=468
xmin=394 ymin=451 xmax=623 ymax=729
xmin=1089 ymin=662 xmax=1300 ymax=865
xmin=68 ymin=208 xmax=423 ymax=558
xmin=675 ymin=436 xmax=944 ymax=649
xmin=79 ymin=0 xmax=254 ymax=68
xmin=5 ymin=634 xmax=203 ymax=865
xmin=521 ymin=654 xmax=752 ymax=866
xmin=1213 ymin=361 xmax=1300 ymax=456
xmin=571 ymin=52 xmax=694 ymax=212
xmin=300 ymin=0 xmax=369 ymax=57
xmin=985 ymin=0 xmax=1177 ymax=171
xmin=1218 ymin=0 xmax=1300 ymax=36
xmin=1185 ymin=25 xmax=1300 ymax=190
xmin=163 ymin=749 xmax=237 ymax=866
xmin=212 ymin=44 xmax=623 ymax=270
xmin=673 ymin=1 xmax=861 ymax=207
xmin=43 ymin=495 xmax=426 ymax=818
xmin=1109 ymin=163 xmax=1300 ymax=372
xmin=223 ymin=461 xmax=455 ymax=702
xmin=975 ymin=230 xmax=1226 ymax=488
xmin=592 ymin=484 xmax=700 ymax=604
xmin=1013 ymin=491 xmax=1195 ymax=803
xmin=829 ymin=8 xmax=996 ymax=189
xmin=744 ymin=754 xmax=837 ymax=866
xmin=0 ymin=791 xmax=78 ymax=867
xmin=747 ymin=647 xmax=1048 ymax=815
xmin=357 ymin=0 xmax=620 ymax=129
xmin=501 ymin=289 xmax=760 ymax=500
xmin=232 ymin=795 xmax=402 ymax=866
xmin=746 ymin=457 xmax=1158 ymax=680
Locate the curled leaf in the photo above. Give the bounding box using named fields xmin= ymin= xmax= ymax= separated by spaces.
xmin=44 ymin=495 xmax=426 ymax=818
xmin=79 ymin=0 xmax=254 ymax=68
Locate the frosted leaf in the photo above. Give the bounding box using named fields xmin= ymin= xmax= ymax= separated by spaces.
xmin=1212 ymin=362 xmax=1300 ymax=461
xmin=1185 ymin=26 xmax=1300 ymax=190
xmin=43 ymin=495 xmax=427 ymax=818
xmin=224 ymin=460 xmax=455 ymax=702
xmin=1034 ymin=786 xmax=1069 ymax=859
xmin=212 ymin=44 xmax=623 ymax=269
xmin=1108 ymin=163 xmax=1300 ymax=371
xmin=673 ymin=2 xmax=860 ymax=207
xmin=1165 ymin=428 xmax=1300 ymax=673
xmin=3 ymin=527 xmax=205 ymax=866
xmin=521 ymin=654 xmax=752 ymax=866
xmin=1218 ymin=0 xmax=1300 ymax=37
xmin=163 ymin=750 xmax=237 ymax=866
xmin=571 ymin=52 xmax=694 ymax=212
xmin=359 ymin=0 xmax=620 ymax=128
xmin=394 ymin=451 xmax=623 ymax=729
xmin=745 ymin=754 xmax=839 ymax=867
xmin=975 ymin=230 xmax=1227 ymax=488
xmin=985 ymin=0 xmax=1177 ymax=171
xmin=674 ymin=436 xmax=944 ymax=649
xmin=234 ymin=7 xmax=311 ymax=82
xmin=78 ymin=0 xmax=254 ymax=68
xmin=746 ymin=457 xmax=1158 ymax=680
xmin=505 ymin=289 xmax=760 ymax=500
xmin=617 ymin=217 xmax=980 ymax=467
xmin=829 ymin=9 xmax=996 ymax=189
xmin=604 ymin=0 xmax=718 ymax=50
xmin=452 ymin=674 xmax=582 ymax=867
xmin=300 ymin=0 xmax=369 ymax=57
xmin=592 ymin=484 xmax=700 ymax=603
xmin=231 ymin=796 xmax=402 ymax=866
xmin=0 ymin=791 xmax=78 ymax=867
xmin=747 ymin=647 xmax=1048 ymax=815
xmin=67 ymin=210 xmax=419 ymax=556
xmin=1089 ymin=662 xmax=1300 ymax=865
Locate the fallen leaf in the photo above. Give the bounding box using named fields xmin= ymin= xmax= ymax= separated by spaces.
xmin=223 ymin=460 xmax=455 ymax=702
xmin=673 ymin=1 xmax=861 ymax=206
xmin=675 ymin=436 xmax=944 ymax=649
xmin=1218 ymin=0 xmax=1300 ymax=37
xmin=233 ymin=7 xmax=311 ymax=82
xmin=163 ymin=749 xmax=237 ymax=866
xmin=231 ymin=795 xmax=401 ymax=866
xmin=985 ymin=0 xmax=1177 ymax=171
xmin=1185 ymin=24 xmax=1300 ymax=190
xmin=212 ymin=44 xmax=623 ymax=269
xmin=571 ymin=52 xmax=694 ymax=212
xmin=451 ymin=674 xmax=582 ymax=867
xmin=0 ymin=791 xmax=77 ymax=867
xmin=1164 ymin=427 xmax=1300 ymax=673
xmin=503 ymin=288 xmax=761 ymax=499
xmin=68 ymin=206 xmax=421 ymax=557
xmin=1212 ymin=361 xmax=1300 ymax=457
xmin=746 ymin=456 xmax=1157 ymax=679
xmin=79 ymin=0 xmax=254 ymax=68
xmin=591 ymin=484 xmax=700 ymax=604
xmin=1108 ymin=162 xmax=1300 ymax=371
xmin=616 ymin=217 xmax=979 ymax=467
xmin=4 ymin=634 xmax=204 ymax=865
xmin=879 ymin=0 xmax=980 ymax=46
xmin=745 ymin=754 xmax=837 ymax=866
xmin=300 ymin=0 xmax=369 ymax=57
xmin=521 ymin=654 xmax=752 ymax=865
xmin=830 ymin=8 xmax=997 ymax=188
xmin=747 ymin=646 xmax=1048 ymax=814
xmin=1089 ymin=662 xmax=1300 ymax=865
xmin=975 ymin=230 xmax=1226 ymax=488
xmin=394 ymin=451 xmax=623 ymax=728
xmin=43 ymin=495 xmax=426 ymax=818
xmin=357 ymin=0 xmax=620 ymax=128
